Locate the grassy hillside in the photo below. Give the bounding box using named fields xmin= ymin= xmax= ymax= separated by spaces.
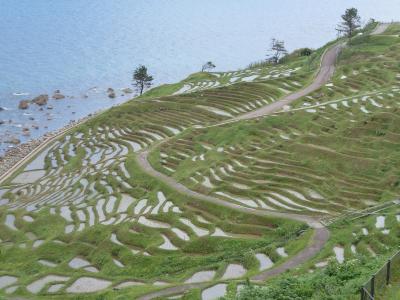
xmin=0 ymin=23 xmax=322 ymax=299
xmin=150 ymin=25 xmax=400 ymax=216
xmin=0 ymin=21 xmax=399 ymax=300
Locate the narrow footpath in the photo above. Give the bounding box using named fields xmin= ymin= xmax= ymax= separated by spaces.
xmin=136 ymin=23 xmax=390 ymax=300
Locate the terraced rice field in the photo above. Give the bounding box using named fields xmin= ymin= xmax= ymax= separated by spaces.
xmin=0 ymin=124 xmax=309 ymax=298
xmin=0 ymin=35 xmax=320 ymax=299
xmin=0 ymin=23 xmax=399 ymax=300
xmin=150 ymin=31 xmax=400 ymax=217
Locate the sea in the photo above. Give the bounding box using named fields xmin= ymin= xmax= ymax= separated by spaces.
xmin=0 ymin=0 xmax=399 ymax=154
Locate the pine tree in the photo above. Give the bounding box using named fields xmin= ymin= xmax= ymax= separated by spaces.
xmin=132 ymin=65 xmax=153 ymax=95
xmin=336 ymin=8 xmax=361 ymax=38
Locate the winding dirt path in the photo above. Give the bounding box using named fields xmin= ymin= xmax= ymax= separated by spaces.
xmin=135 ymin=41 xmax=343 ymax=300
xmin=0 ymin=23 xmax=390 ymax=300
xmin=136 ymin=24 xmax=392 ymax=298
xmin=235 ymin=43 xmax=344 ymax=121
xmin=371 ymin=23 xmax=390 ymax=35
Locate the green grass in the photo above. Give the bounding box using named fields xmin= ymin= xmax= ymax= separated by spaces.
xmin=147 ymin=25 xmax=400 ymax=216
xmin=1 ymin=22 xmax=399 ymax=300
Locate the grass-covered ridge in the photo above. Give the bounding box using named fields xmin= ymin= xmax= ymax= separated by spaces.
xmin=0 ymin=28 xmax=325 ymax=299
xmin=0 ymin=21 xmax=399 ymax=300
xmin=150 ymin=24 xmax=400 ymax=216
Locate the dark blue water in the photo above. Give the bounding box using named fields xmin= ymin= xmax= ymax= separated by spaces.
xmin=0 ymin=0 xmax=399 ymax=153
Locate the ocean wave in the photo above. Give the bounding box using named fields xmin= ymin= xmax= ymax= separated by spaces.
xmin=13 ymin=92 xmax=30 ymax=96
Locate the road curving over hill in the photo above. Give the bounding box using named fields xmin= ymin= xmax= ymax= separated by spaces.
xmin=0 ymin=23 xmax=390 ymax=300
xmin=135 ymin=23 xmax=390 ymax=299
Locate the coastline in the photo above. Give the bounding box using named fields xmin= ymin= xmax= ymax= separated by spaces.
xmin=0 ymin=110 xmax=99 ymax=182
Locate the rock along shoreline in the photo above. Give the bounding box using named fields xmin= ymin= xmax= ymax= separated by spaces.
xmin=0 ymin=112 xmax=96 ymax=178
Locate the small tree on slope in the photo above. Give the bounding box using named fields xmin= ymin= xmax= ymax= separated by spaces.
xmin=267 ymin=38 xmax=288 ymax=64
xmin=133 ymin=65 xmax=153 ymax=95
xmin=336 ymin=8 xmax=361 ymax=38
xmin=201 ymin=61 xmax=216 ymax=72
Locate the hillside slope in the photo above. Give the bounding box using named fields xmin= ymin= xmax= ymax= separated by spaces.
xmin=0 ymin=22 xmax=399 ymax=300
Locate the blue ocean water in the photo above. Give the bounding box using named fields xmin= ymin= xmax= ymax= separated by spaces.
xmin=0 ymin=0 xmax=399 ymax=153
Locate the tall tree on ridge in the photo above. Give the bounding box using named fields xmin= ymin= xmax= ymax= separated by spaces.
xmin=201 ymin=61 xmax=216 ymax=72
xmin=336 ymin=8 xmax=361 ymax=38
xmin=267 ymin=38 xmax=287 ymax=64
